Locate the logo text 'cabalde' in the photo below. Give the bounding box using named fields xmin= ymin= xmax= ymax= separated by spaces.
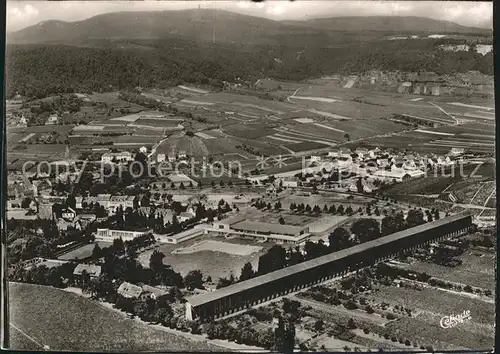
xmin=440 ymin=310 xmax=472 ymax=328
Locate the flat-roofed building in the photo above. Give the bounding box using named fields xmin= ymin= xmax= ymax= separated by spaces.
xmin=95 ymin=228 xmax=152 ymax=242
xmin=210 ymin=215 xmax=310 ymax=244
xmin=155 ymin=225 xmax=207 ymax=244
xmin=185 ymin=212 xmax=473 ymax=321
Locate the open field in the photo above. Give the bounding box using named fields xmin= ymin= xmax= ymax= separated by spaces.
xmin=395 ymin=255 xmax=495 ymax=290
xmin=87 ymin=92 xmax=144 ymax=112
xmin=366 ymin=285 xmax=495 ymax=326
xmin=172 ymin=240 xmax=262 ymax=256
xmin=56 ymin=242 xmax=112 ymax=261
xmin=8 ymin=282 xmax=219 ymax=351
xmin=385 ymin=316 xmax=493 ymax=350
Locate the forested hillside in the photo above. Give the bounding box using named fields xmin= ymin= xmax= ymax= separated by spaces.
xmin=6 ymin=36 xmax=493 ymax=100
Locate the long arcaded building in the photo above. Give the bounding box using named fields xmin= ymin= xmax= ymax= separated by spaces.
xmin=185 ymin=212 xmax=473 ymax=321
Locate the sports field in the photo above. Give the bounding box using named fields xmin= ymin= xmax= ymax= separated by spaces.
xmin=172 ymin=240 xmax=262 ymax=256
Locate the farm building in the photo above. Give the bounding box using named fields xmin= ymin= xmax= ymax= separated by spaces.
xmin=185 ymin=212 xmax=473 ymax=321
xmin=209 ymin=215 xmax=310 ymax=244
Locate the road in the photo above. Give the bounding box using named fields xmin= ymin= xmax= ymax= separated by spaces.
xmin=287 ymin=88 xmax=302 ymax=102
xmin=428 ymin=101 xmax=459 ymax=124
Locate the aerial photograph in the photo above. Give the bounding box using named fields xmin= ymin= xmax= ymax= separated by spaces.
xmin=3 ymin=0 xmax=495 ymax=352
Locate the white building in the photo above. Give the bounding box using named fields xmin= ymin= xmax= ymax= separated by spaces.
xmin=157 ymin=153 xmax=166 ymax=163
xmin=309 ymin=155 xmax=321 ymax=163
xmin=95 ymin=228 xmax=151 ymax=242
xmin=371 ymin=168 xmax=425 ymax=183
xmin=210 ymin=215 xmax=310 ymax=244
xmin=101 ymin=151 xmax=134 ymax=163
xmin=155 ymin=225 xmax=206 ymax=244
xmin=449 ymin=148 xmax=465 ymax=157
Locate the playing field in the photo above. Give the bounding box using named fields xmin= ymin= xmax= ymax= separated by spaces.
xmin=8 ymin=282 xmax=221 ymax=351
xmin=137 ymin=233 xmax=284 ymax=280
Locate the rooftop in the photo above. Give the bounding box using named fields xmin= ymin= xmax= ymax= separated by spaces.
xmin=186 ymin=212 xmax=472 ymax=307
xmin=117 ymin=281 xmax=143 ymax=298
xmin=168 ymin=173 xmax=194 ymax=183
xmin=73 ymin=264 xmax=102 ymax=277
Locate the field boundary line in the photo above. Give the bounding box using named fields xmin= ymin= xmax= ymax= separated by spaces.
xmin=468 ymin=183 xmax=486 ymax=205
xmin=10 ymin=322 xmax=46 ymax=349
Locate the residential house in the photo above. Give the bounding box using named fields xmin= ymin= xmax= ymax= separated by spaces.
xmin=309 ymin=155 xmax=321 ymax=163
xmin=73 ymin=264 xmax=102 ymax=278
xmin=274 ymin=178 xmax=299 ymax=189
xmin=157 ymin=153 xmax=166 ymax=163
xmin=108 ymin=195 xmax=135 ymax=212
xmin=139 ymin=284 xmax=167 ymax=300
xmin=46 ymin=113 xmax=59 ymax=125
xmin=178 ymin=208 xmax=196 ymax=223
xmin=61 ymin=207 xmax=76 ymax=221
xmin=117 ymin=282 xmax=143 ymax=299
xmin=57 ymin=218 xmax=82 ymax=231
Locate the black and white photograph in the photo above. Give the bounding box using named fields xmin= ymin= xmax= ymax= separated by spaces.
xmin=2 ymin=0 xmax=495 ymax=352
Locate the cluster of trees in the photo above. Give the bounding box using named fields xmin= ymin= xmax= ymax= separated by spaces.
xmin=205 ymin=321 xmax=275 ymax=349
xmin=290 ymin=202 xmax=354 ymax=216
xmin=6 ymin=217 xmax=95 ymax=266
xmin=9 ymin=262 xmax=77 ymax=287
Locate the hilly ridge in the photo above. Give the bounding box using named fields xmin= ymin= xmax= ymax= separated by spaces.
xmin=285 ymin=16 xmax=491 ymax=34
xmin=8 ymin=10 xmax=491 ymax=46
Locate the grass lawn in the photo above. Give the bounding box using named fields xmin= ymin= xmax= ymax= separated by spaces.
xmin=57 ymin=244 xmax=96 ymax=261
xmin=8 ymin=282 xmax=221 ymax=352
xmin=385 ymin=316 xmax=493 ymax=350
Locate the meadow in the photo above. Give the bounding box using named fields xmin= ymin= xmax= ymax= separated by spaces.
xmin=8 ymin=282 xmax=220 ymax=352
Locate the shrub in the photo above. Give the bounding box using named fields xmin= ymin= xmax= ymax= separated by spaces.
xmin=391 ymin=337 xmax=397 ymax=342
xmin=344 ymin=300 xmax=358 ymax=310
xmin=386 ymin=313 xmax=396 ymax=320
xmin=363 ymin=328 xmax=370 ymax=334
xmin=383 ymin=333 xmax=390 ymax=340
xmin=365 ymin=306 xmax=375 ymax=314
xmin=405 ymin=340 xmax=411 ymax=346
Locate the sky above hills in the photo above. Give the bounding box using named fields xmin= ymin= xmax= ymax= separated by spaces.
xmin=7 ymin=1 xmax=493 ymax=32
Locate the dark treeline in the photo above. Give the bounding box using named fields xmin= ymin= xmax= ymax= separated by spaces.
xmin=6 ymin=37 xmax=493 ymax=99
